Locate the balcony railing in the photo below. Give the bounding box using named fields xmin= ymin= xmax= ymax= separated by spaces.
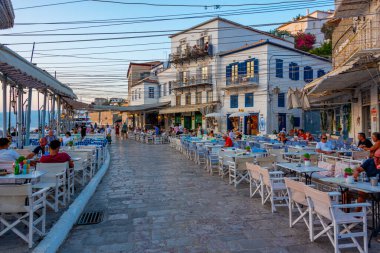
xmin=173 ymin=76 xmax=213 ymax=89
xmin=333 ymin=19 xmax=380 ymax=68
xmin=226 ymin=75 xmax=259 ymax=86
xmin=169 ymin=44 xmax=213 ymax=65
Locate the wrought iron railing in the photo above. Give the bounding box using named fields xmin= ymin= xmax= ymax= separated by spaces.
xmin=226 ymin=75 xmax=259 ymax=86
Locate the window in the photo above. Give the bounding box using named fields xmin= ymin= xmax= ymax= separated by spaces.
xmin=245 ymin=93 xmax=254 ymax=107
xmin=247 ymin=60 xmax=254 ymax=78
xmin=196 ymin=92 xmax=202 ymax=104
xmin=176 ymin=95 xmax=181 ymax=106
xmin=182 ymin=71 xmax=189 ymax=84
xmin=293 ymin=117 xmax=300 ymax=127
xmin=207 ymin=91 xmax=213 ymax=103
xmin=232 ymin=64 xmax=238 ymax=82
xmin=158 ymin=85 xmax=161 ymax=98
xmin=168 ymin=81 xmax=172 ymax=94
xmin=138 ymin=89 xmax=141 ymax=99
xmin=131 ymin=91 xmax=134 ymax=101
xmin=140 ymin=72 xmax=150 ymax=80
xmin=289 ymin=62 xmax=299 ymax=80
xmin=201 ymin=66 xmax=208 ymax=80
xmin=303 ymin=66 xmax=313 ymax=83
xmin=230 ymin=95 xmax=238 ymax=108
xmin=278 ymin=93 xmax=285 ymax=107
xmin=317 ymin=69 xmax=325 ymax=78
xmin=148 ymin=87 xmax=154 ymax=98
xmin=275 ymin=59 xmax=283 ymax=78
xmin=185 ymin=93 xmax=191 ymax=105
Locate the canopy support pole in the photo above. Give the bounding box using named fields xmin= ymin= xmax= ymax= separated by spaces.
xmin=51 ymin=94 xmax=56 ymax=129
xmin=42 ymin=90 xmax=47 ymax=137
xmin=1 ymin=76 xmax=7 ymax=137
xmin=56 ymin=95 xmax=61 ymax=136
xmin=25 ymin=87 xmax=32 ymax=145
xmin=17 ymin=85 xmax=23 ymax=148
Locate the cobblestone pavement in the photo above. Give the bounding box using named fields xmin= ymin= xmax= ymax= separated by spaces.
xmin=60 ymin=139 xmax=380 ymax=253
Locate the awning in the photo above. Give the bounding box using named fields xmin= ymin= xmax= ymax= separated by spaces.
xmin=0 ymin=44 xmax=76 ymax=98
xmin=205 ymin=112 xmax=222 ymax=118
xmin=0 ymin=0 xmax=14 ymax=29
xmin=159 ymin=103 xmax=216 ymax=114
xmin=229 ymin=112 xmax=251 ymax=118
xmin=91 ymin=102 xmax=170 ymax=112
xmin=334 ymin=0 xmax=367 ymax=18
xmin=62 ymin=98 xmax=90 ymax=110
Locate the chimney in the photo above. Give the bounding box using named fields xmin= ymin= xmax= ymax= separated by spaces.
xmin=306 ymin=9 xmax=309 ymax=15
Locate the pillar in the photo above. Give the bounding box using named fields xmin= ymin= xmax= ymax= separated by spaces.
xmin=51 ymin=94 xmax=56 ymax=129
xmin=56 ymin=95 xmax=61 ymax=135
xmin=25 ymin=87 xmax=32 ymax=145
xmin=1 ymin=76 xmax=7 ymax=137
xmin=17 ymin=85 xmax=23 ymax=148
xmin=42 ymin=90 xmax=47 ymax=137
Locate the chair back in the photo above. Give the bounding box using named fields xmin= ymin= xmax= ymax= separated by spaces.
xmin=234 ymin=156 xmax=254 ymax=170
xmin=256 ymin=155 xmax=275 ymax=169
xmin=246 ymin=163 xmax=261 ymax=181
xmin=304 ymin=185 xmax=332 ymax=220
xmin=0 ymin=184 xmax=31 ymax=213
xmin=284 ymin=178 xmax=307 ymax=205
xmin=36 ymin=162 xmax=68 ymax=183
xmin=334 ymin=161 xmax=349 ymax=177
xmin=259 ymin=166 xmax=271 ymax=186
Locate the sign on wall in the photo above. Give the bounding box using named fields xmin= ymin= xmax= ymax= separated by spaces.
xmin=259 ymin=115 xmax=265 ymax=132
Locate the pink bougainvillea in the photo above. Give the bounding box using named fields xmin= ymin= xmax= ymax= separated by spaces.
xmin=294 ymin=32 xmax=316 ymax=51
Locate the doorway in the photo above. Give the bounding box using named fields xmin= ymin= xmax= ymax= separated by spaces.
xmin=278 ymin=113 xmax=286 ymax=132
xmin=184 ymin=116 xmax=191 ymax=130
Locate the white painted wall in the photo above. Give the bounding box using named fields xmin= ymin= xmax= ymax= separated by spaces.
xmin=129 ymin=82 xmax=159 ymax=106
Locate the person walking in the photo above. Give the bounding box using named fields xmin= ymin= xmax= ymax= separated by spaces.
xmin=121 ymin=122 xmax=128 ymax=139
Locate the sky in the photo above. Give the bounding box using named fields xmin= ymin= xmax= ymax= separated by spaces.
xmin=0 ymin=0 xmax=335 ymax=110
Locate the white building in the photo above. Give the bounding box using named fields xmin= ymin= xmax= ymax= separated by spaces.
xmin=109 ymin=97 xmax=125 ymax=104
xmin=277 ymin=10 xmax=334 ymax=46
xmin=218 ymin=40 xmax=331 ymax=134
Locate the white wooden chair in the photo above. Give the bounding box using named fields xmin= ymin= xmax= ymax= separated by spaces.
xmin=352 ymin=150 xmax=370 ymax=160
xmin=255 ymin=155 xmax=276 ymax=170
xmin=154 ymin=136 xmax=162 ymax=145
xmin=34 ymin=162 xmax=68 ymax=212
xmin=317 ymin=161 xmax=335 ymax=177
xmin=304 ymin=185 xmax=370 ymax=253
xmin=267 ymin=149 xmax=288 ymax=163
xmin=228 ymin=156 xmax=253 ymax=187
xmin=246 ymin=163 xmax=263 ymax=198
xmin=284 ymin=178 xmax=310 ymax=229
xmin=66 ymin=150 xmax=93 ymax=186
xmin=0 ymin=160 xmax=15 ymax=184
xmin=259 ymin=166 xmax=288 ymax=213
xmin=0 ymin=184 xmax=49 ymax=248
xmin=218 ymin=150 xmax=235 ymax=178
xmin=207 ymin=147 xmax=221 ymax=175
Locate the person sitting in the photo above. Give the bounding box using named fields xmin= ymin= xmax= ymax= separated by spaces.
xmin=316 ymin=134 xmax=334 ymax=154
xmin=298 ymin=129 xmax=307 ymax=140
xmin=208 ymin=130 xmax=215 ymax=137
xmin=305 ymin=132 xmax=314 ymax=141
xmin=362 ymin=132 xmax=380 ymax=157
xmin=39 ymin=140 xmax=74 ymax=168
xmin=277 ymin=132 xmax=288 ymax=144
xmin=223 ymin=134 xmax=233 ymax=147
xmin=228 ymin=130 xmax=236 ymax=140
xmin=357 ymin=132 xmax=373 ymax=149
xmin=46 ymin=130 xmax=57 ymax=144
xmin=61 ymin=132 xmax=73 ymax=146
xmin=0 ymin=137 xmax=20 ymax=161
xmin=27 ymin=137 xmax=48 ymax=159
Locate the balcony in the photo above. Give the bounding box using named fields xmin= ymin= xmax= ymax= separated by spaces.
xmin=169 ymin=44 xmax=213 ymax=66
xmin=225 ymin=75 xmax=259 ymax=89
xmin=333 ymin=19 xmax=380 ymax=68
xmin=172 ymin=76 xmax=213 ymax=90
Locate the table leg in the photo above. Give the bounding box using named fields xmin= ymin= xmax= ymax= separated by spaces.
xmin=368 ymin=195 xmax=380 ymax=248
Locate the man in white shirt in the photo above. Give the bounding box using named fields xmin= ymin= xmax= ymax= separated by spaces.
xmin=0 ymin=137 xmax=20 ymax=161
xmin=316 ymin=134 xmax=334 ymax=154
xmin=228 ymin=130 xmax=236 ymax=140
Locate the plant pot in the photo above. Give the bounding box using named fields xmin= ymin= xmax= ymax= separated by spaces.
xmin=346 ymin=175 xmax=354 ymax=184
xmin=304 ymin=160 xmax=311 ymax=166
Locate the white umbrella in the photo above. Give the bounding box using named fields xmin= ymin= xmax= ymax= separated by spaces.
xmin=287 ymin=88 xmax=301 ymax=109
xmin=300 ymin=90 xmax=311 ymax=110
xmin=205 ymin=112 xmax=222 ymax=118
xmin=229 ymin=112 xmax=251 ymax=118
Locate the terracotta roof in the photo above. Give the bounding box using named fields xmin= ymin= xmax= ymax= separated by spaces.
xmin=136 ymin=76 xmax=159 ymax=85
xmin=277 ymin=10 xmax=333 ymax=29
xmin=126 ymin=61 xmax=162 ymax=77
xmin=169 ymin=17 xmax=290 ymax=44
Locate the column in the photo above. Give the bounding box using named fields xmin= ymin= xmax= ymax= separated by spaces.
xmin=1 ymin=76 xmax=7 ymax=137
xmin=25 ymin=87 xmax=32 ymax=145
xmin=51 ymin=94 xmax=56 ymax=129
xmin=17 ymin=85 xmax=23 ymax=148
xmin=56 ymin=95 xmax=61 ymax=135
xmin=41 ymin=90 xmax=47 ymax=137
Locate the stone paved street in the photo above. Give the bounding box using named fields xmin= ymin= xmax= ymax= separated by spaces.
xmin=59 ymin=139 xmax=380 ymax=253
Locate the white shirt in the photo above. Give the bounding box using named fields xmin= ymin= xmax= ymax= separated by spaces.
xmin=106 ymin=127 xmax=112 ymax=135
xmin=229 ymin=131 xmax=235 ymax=139
xmin=316 ymin=141 xmax=333 ymax=152
xmin=0 ymin=149 xmax=20 ymax=161
xmin=62 ymin=136 xmax=73 ymax=146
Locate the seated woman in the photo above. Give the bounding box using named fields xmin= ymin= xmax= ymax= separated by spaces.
xmin=0 ymin=137 xmax=20 ymax=161
xmin=362 ymin=132 xmax=380 ymax=157
xmin=61 ymin=132 xmax=73 ymax=146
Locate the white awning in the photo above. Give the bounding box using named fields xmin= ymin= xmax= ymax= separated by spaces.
xmin=0 ymin=44 xmax=76 ymax=98
xmin=229 ymin=112 xmax=251 ymax=118
xmin=205 ymin=112 xmax=222 ymax=118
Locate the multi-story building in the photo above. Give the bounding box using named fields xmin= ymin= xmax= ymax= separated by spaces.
xmin=304 ymin=0 xmax=380 ymax=138
xmin=93 ymin=98 xmax=108 ymax=106
xmin=277 ymin=9 xmax=334 ymax=46
xmin=158 ymin=17 xmax=294 ymax=130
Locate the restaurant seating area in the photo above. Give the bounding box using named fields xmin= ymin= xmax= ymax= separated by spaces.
xmin=168 ymin=134 xmax=378 ymax=252
xmin=0 ymin=134 xmax=108 ymax=249
xmin=129 ymin=131 xmax=169 ymax=144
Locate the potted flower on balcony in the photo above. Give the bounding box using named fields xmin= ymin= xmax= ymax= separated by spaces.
xmin=303 ymin=153 xmax=311 ymax=166
xmin=344 ymin=168 xmax=354 ymax=183
xmin=245 ymin=146 xmax=251 ymax=153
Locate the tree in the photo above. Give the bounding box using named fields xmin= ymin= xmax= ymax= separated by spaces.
xmin=294 ymin=32 xmax=316 ymax=51
xmin=309 ymin=41 xmax=332 ymax=58
xmin=269 ymin=29 xmax=292 ymax=38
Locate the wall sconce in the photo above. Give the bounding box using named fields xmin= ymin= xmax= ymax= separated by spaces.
xmin=272 ymin=86 xmax=280 ymax=94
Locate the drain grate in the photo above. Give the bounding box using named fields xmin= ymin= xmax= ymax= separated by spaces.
xmin=77 ymin=211 xmax=104 ymax=225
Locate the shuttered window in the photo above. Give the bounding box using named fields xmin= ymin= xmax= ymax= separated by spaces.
xmin=245 ymin=93 xmax=254 ymax=107
xmin=276 ymin=59 xmax=283 ymax=78
xmin=289 ymin=62 xmax=299 ymax=81
xmin=278 ymin=93 xmax=285 ymax=107
xmin=304 ymin=66 xmax=313 ymax=83
xmin=230 ymin=95 xmax=238 ymax=108
xmin=317 ymin=69 xmax=325 ymax=78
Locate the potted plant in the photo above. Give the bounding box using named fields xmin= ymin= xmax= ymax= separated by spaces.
xmin=67 ymin=141 xmax=74 ymax=150
xmin=245 ymin=146 xmax=251 ymax=152
xmin=344 ymin=168 xmax=354 ymax=183
xmin=303 ymin=153 xmax=311 ymax=166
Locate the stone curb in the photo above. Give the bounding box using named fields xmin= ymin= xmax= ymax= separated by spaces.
xmin=32 ymin=149 xmax=111 ymax=253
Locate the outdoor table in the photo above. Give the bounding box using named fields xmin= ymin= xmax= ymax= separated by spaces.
xmin=289 ymin=145 xmax=316 ymax=151
xmin=71 ymin=157 xmax=82 ymax=162
xmin=282 ymin=151 xmax=318 ymax=156
xmin=0 ymin=170 xmax=47 ymax=183
xmin=320 ymin=177 xmax=380 ymax=247
xmin=276 ymin=162 xmax=327 ymax=184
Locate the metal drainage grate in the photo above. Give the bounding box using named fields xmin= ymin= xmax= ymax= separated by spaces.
xmin=77 ymin=211 xmax=104 ymax=225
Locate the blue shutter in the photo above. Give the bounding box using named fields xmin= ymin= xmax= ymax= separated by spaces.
xmin=238 ymin=62 xmax=246 ymax=76
xmin=289 ymin=63 xmax=293 ymax=80
xmin=245 ymin=93 xmax=254 ymax=107
xmin=304 ymin=66 xmax=313 ymax=83
xmin=226 ymin=65 xmax=232 ymax=78
xmin=317 ymin=69 xmax=325 ymax=78
xmin=278 ymin=93 xmax=285 ymax=107
xmin=276 ymin=59 xmax=283 ymax=78
xmin=207 ymin=44 xmax=213 ymax=56
xmin=230 ymin=95 xmax=238 ymax=108
xmin=254 ymin=59 xmax=259 ymax=74
xmin=295 ymin=64 xmax=300 ymax=80
xmin=294 ymin=117 xmax=301 ymax=127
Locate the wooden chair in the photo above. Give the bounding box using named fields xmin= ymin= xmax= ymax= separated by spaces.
xmin=246 ymin=163 xmax=263 ymax=198
xmin=256 ymin=155 xmax=276 ymax=170
xmin=267 ymin=149 xmax=288 ymax=163
xmin=228 ymin=156 xmax=253 ymax=187
xmin=0 ymin=184 xmax=49 ymax=248
xmin=34 ymin=162 xmax=68 ymax=212
xmin=304 ymin=185 xmax=370 ymax=253
xmin=66 ymin=150 xmax=93 ymax=186
xmin=218 ymin=150 xmax=235 ymax=179
xmin=284 ymin=178 xmax=309 ymax=229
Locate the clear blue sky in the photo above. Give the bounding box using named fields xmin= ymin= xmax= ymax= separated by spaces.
xmin=1 ymin=0 xmax=334 ymax=109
